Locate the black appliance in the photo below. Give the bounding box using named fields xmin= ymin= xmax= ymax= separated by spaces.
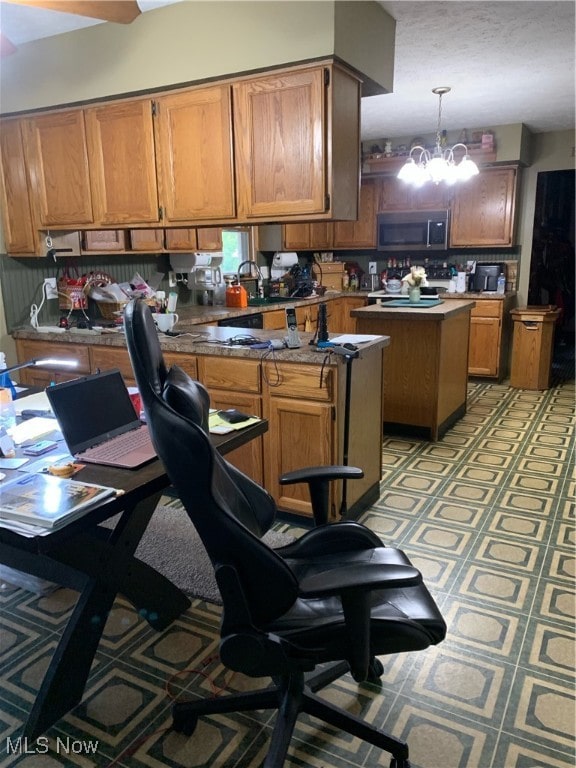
xmin=217 ymin=313 xmax=263 ymax=329
xmin=470 ymin=263 xmax=504 ymax=292
xmin=377 ymin=210 xmax=449 ymax=251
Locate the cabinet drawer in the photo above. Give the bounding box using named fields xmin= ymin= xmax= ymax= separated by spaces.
xmin=90 ymin=346 xmax=133 ymax=379
xmin=164 ymin=352 xmax=198 ymax=380
xmin=83 ymin=230 xmax=126 ymax=250
xmin=198 ymin=357 xmax=260 ymax=393
xmin=471 ymin=300 xmax=502 ymax=319
xmin=264 ymin=363 xmax=333 ymax=401
xmin=16 ymin=340 xmax=90 ymax=373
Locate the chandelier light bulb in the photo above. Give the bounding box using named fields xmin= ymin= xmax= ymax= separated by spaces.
xmin=397 ymin=87 xmax=480 ymax=186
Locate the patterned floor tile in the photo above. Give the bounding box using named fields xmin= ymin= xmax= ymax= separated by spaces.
xmin=1 ymin=377 xmax=574 ymax=768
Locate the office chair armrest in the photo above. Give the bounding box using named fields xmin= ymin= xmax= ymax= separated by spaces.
xmin=276 ymin=521 xmax=383 ymax=556
xmin=298 ymin=563 xmax=421 ymax=598
xmin=279 ymin=465 xmax=364 ymax=485
xmin=300 ymin=563 xmax=421 ymax=683
xmin=280 ymin=466 xmax=364 ymax=526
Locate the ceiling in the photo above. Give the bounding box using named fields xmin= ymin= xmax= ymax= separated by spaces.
xmin=0 ymin=0 xmax=574 ymax=140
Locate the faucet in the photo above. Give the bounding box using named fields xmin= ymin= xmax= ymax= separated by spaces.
xmin=237 ymin=261 xmax=265 ymax=297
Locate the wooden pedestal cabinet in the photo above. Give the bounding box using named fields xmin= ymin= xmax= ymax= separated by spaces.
xmin=468 ymin=296 xmax=515 ymax=379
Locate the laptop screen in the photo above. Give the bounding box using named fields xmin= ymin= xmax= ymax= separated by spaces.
xmin=46 ymin=369 xmax=140 ymax=455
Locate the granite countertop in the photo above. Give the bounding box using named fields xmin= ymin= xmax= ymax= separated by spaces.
xmin=13 ymin=324 xmax=389 ymax=364
xmin=442 ymin=291 xmax=516 ymax=301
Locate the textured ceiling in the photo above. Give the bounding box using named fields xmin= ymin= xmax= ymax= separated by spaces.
xmin=365 ymin=0 xmax=575 ymax=139
xmin=0 ymin=0 xmax=574 ymax=140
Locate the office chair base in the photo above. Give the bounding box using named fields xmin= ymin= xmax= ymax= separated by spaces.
xmin=172 ymin=668 xmax=408 ymax=768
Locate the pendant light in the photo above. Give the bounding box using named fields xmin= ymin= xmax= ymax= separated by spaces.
xmin=397 ymin=87 xmax=479 ymax=186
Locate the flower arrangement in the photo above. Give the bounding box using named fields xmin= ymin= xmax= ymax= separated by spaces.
xmin=402 ymin=266 xmax=428 ymax=287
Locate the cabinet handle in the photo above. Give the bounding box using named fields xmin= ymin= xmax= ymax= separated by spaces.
xmin=522 ymin=322 xmax=539 ymax=330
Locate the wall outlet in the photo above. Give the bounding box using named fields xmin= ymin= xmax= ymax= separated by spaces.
xmin=44 ymin=277 xmax=58 ymax=300
xmin=368 ymin=261 xmax=377 ymax=275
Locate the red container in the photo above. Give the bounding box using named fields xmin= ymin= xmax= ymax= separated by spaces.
xmin=226 ymin=285 xmax=248 ymax=308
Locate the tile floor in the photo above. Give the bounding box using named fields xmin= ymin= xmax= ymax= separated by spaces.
xmin=0 ymin=377 xmax=574 ymax=768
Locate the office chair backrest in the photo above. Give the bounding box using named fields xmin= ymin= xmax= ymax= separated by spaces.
xmin=124 ymin=299 xmax=300 ymax=624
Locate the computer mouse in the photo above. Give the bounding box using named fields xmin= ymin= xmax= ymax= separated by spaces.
xmin=219 ymin=409 xmax=251 ymax=424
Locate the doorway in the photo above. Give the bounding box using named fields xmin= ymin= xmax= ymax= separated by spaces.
xmin=528 ymin=169 xmax=575 ymax=381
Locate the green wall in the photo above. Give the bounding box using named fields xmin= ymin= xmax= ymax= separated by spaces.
xmin=0 ymin=1 xmax=394 ymax=114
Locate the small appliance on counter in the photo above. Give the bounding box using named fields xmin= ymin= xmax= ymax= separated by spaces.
xmin=469 ymin=263 xmax=505 ymax=292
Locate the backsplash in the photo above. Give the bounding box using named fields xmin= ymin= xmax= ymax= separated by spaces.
xmin=0 ymin=254 xmax=178 ymax=332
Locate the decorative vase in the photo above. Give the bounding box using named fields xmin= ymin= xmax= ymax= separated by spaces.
xmin=408 ymin=286 xmax=421 ymax=303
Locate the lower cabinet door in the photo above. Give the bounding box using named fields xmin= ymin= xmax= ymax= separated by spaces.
xmin=265 ymin=397 xmax=333 ymax=518
xmin=469 ymin=316 xmax=500 ymax=376
xmin=207 ymin=391 xmax=263 ymax=485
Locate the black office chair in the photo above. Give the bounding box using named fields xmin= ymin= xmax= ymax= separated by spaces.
xmin=124 ymin=299 xmax=446 ymax=768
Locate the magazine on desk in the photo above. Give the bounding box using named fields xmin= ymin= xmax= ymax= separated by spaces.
xmin=0 ymin=473 xmax=118 ymax=533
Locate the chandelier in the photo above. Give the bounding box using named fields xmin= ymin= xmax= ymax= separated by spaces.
xmin=397 ymin=87 xmax=479 ymax=186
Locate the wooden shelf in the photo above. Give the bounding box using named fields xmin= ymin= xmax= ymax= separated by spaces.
xmin=364 ymin=146 xmax=497 ymax=175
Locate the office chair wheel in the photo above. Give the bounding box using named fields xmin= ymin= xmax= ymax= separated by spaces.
xmin=172 ymin=711 xmax=198 ymax=736
xmin=367 ymin=657 xmax=384 ymax=681
xmin=390 ymin=758 xmax=410 ymax=768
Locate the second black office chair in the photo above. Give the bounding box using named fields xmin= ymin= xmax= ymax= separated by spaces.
xmin=124 ymin=299 xmax=447 ymax=768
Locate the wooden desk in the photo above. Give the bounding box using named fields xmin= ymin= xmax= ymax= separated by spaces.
xmin=0 ymin=420 xmax=267 ymax=740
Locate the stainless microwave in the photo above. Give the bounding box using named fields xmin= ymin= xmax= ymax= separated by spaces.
xmin=377 ymin=210 xmax=449 ymax=251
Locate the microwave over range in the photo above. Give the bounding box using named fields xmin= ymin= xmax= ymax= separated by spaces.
xmin=377 ymin=210 xmax=449 ymax=251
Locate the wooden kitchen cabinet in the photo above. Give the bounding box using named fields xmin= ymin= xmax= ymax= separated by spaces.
xmin=467 ymin=296 xmax=515 ymax=379
xmin=164 ymin=227 xmax=223 ymax=251
xmin=375 ymin=173 xmax=449 ymax=212
xmin=154 ymin=86 xmax=236 ymax=223
xmin=23 ymin=110 xmax=94 ymax=227
xmin=450 ymin=166 xmax=518 ymax=247
xmin=129 ymin=229 xmax=165 ymax=251
xmin=0 ymin=118 xmax=37 ymax=255
xmin=233 ymin=64 xmax=360 ymax=221
xmin=197 ymin=356 xmax=263 ymax=484
xmin=14 ymin=339 xmax=90 ymax=386
xmin=197 ymin=227 xmax=223 ymax=251
xmin=283 ymin=222 xmax=333 ymax=250
xmin=333 ymin=180 xmax=376 ymax=248
xmin=337 ymin=296 xmax=366 ymax=333
xmin=85 ymin=100 xmax=160 ymax=225
xmin=282 ymin=180 xmax=375 ymax=251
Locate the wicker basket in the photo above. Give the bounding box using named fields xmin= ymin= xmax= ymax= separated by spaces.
xmin=96 ymin=301 xmax=128 ymax=320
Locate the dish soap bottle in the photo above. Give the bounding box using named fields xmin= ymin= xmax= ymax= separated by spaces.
xmin=497 ymin=272 xmax=506 ymax=294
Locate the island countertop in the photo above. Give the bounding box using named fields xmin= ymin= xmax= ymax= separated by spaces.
xmin=351 ymin=298 xmax=476 ymax=321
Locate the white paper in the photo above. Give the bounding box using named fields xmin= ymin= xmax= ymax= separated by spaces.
xmin=329 ymin=334 xmax=383 ymax=344
xmin=13 ymin=391 xmax=53 ymax=415
xmin=8 ymin=417 xmax=60 ymax=445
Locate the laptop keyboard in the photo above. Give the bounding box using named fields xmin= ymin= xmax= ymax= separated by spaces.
xmin=81 ymin=426 xmax=150 ymax=462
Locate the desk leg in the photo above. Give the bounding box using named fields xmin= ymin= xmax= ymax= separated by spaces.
xmin=23 ymin=491 xmax=190 ymax=740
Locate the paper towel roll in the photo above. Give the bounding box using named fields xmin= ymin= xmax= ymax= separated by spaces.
xmin=272 ymin=252 xmax=298 ymax=268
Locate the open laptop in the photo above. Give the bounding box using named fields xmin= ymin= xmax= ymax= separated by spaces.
xmin=46 ymin=369 xmax=156 ymax=469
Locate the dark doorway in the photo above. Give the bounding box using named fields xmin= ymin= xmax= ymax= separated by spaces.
xmin=528 ymin=169 xmax=575 ymax=381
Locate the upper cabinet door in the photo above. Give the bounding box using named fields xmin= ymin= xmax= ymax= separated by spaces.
xmin=154 ymin=86 xmax=235 ymax=222
xmin=85 ymin=101 xmax=160 ymax=225
xmin=333 ymin=180 xmax=376 ymax=248
xmin=24 ymin=110 xmax=93 ymax=226
xmin=233 ymin=68 xmax=326 ymax=219
xmin=0 ymin=119 xmax=36 ymax=254
xmin=450 ymin=167 xmax=518 ymax=247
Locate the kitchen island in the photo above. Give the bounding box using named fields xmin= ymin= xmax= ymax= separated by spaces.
xmin=351 ymin=299 xmax=475 ymax=440
xmin=12 ymin=325 xmax=388 ymax=522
